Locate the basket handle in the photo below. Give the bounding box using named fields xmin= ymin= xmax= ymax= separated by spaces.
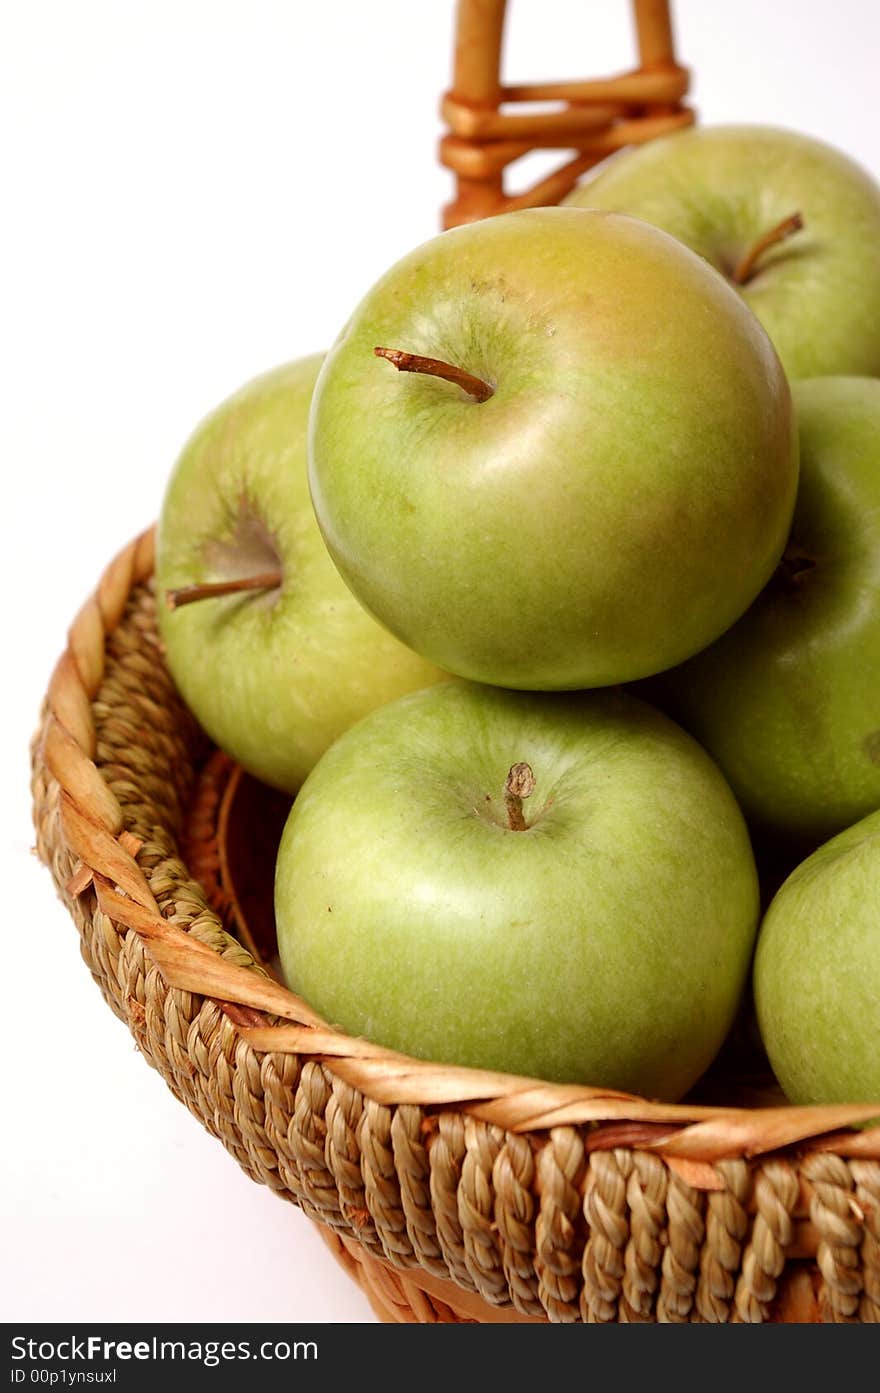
xmin=440 ymin=0 xmax=693 ymax=228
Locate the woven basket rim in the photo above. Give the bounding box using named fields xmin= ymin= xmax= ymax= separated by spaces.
xmin=35 ymin=524 xmax=880 ymax=1163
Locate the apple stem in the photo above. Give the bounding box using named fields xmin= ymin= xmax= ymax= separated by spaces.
xmin=504 ymin=762 xmax=536 ymax=831
xmin=732 ymin=211 xmax=804 ymax=286
xmin=374 ymin=347 xmax=494 ymax=403
xmin=164 ymin=571 xmax=283 ymax=611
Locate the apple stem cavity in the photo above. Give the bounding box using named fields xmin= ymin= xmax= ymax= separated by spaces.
xmin=504 ymin=762 xmax=536 ymax=831
xmin=374 ymin=347 xmax=494 ymax=404
xmin=164 ymin=571 xmax=283 ymax=611
xmin=732 ymin=212 xmax=804 ymax=286
xmin=775 ymin=548 xmax=817 ymax=589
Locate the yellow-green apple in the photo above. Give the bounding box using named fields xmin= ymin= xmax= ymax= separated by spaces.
xmin=642 ymin=377 xmax=880 ymax=849
xmin=754 ymin=808 xmax=880 ymax=1104
xmin=275 ymin=680 xmax=760 ymax=1101
xmin=308 ymin=207 xmax=797 ymax=691
xmin=565 ymin=125 xmax=880 ymax=381
xmin=155 ymin=356 xmax=444 ymax=793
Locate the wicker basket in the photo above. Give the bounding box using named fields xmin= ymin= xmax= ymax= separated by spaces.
xmin=31 ymin=2 xmax=880 ymax=1324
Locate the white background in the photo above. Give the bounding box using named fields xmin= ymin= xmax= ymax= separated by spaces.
xmin=4 ymin=0 xmax=879 ymax=1326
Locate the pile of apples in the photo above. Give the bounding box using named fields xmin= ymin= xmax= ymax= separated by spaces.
xmin=156 ymin=125 xmax=880 ymax=1108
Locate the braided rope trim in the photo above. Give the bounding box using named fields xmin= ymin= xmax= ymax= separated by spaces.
xmin=31 ymin=528 xmax=880 ymax=1323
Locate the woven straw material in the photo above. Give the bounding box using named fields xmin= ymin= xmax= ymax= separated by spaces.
xmin=30 ymin=528 xmax=880 ymax=1323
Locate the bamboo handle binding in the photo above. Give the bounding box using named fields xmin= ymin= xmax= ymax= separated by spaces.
xmin=440 ymin=0 xmax=694 ymax=228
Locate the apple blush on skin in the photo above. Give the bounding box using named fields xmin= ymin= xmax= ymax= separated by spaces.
xmin=155 ymin=355 xmax=446 ymax=795
xmin=565 ymin=124 xmax=880 ymax=382
xmin=274 ymin=680 xmax=761 ymax=1103
xmin=308 ymin=206 xmax=798 ymax=692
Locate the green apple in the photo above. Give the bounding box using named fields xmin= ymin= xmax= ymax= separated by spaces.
xmin=642 ymin=376 xmax=880 ymax=848
xmin=275 ymin=681 xmax=760 ymax=1101
xmin=156 ymin=356 xmax=444 ymax=793
xmin=308 ymin=207 xmax=797 ymax=691
xmin=754 ymin=808 xmax=880 ymax=1104
xmin=564 ymin=125 xmax=880 ymax=382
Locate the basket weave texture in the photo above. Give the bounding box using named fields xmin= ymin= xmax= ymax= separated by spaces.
xmin=32 ymin=529 xmax=880 ymax=1323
